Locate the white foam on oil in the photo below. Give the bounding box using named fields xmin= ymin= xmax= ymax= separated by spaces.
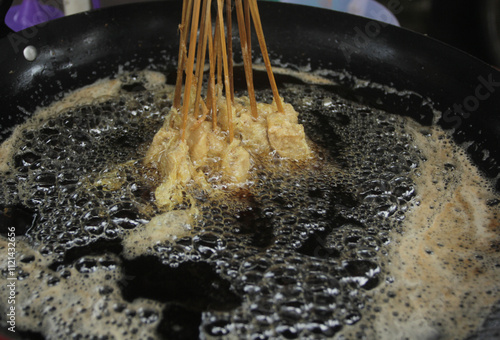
xmin=343 ymin=121 xmax=500 ymax=339
xmin=0 ymin=237 xmax=163 ymax=339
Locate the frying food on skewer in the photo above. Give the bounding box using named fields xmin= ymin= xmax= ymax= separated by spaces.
xmin=145 ymin=0 xmax=311 ymax=207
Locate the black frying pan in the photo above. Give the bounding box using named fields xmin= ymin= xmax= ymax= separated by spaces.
xmin=0 ymin=1 xmax=499 ymax=338
xmin=0 ymin=0 xmax=499 ymax=190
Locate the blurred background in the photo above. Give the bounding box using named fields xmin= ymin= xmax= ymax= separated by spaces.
xmin=7 ymin=0 xmax=500 ymax=67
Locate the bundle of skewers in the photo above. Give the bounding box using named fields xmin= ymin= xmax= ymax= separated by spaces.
xmin=173 ymin=0 xmax=284 ymax=143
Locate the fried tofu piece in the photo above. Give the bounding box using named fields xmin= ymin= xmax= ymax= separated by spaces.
xmin=144 ymin=128 xmax=179 ymax=176
xmin=267 ymin=113 xmax=310 ymax=159
xmin=221 ymin=141 xmax=252 ymax=184
xmin=187 ymin=121 xmax=210 ymax=167
xmin=153 ymin=140 xmax=196 ymax=208
xmin=163 ymin=141 xmax=193 ymax=185
xmin=235 ymin=111 xmax=271 ymax=155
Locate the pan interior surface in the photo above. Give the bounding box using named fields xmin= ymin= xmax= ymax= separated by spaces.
xmin=0 ymin=2 xmax=499 ymax=340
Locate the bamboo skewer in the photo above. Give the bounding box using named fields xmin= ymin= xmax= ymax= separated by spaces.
xmin=192 ymin=2 xmax=215 ymax=131
xmin=207 ymin=11 xmax=217 ymax=131
xmin=180 ymin=0 xmax=202 ymax=141
xmin=192 ymin=0 xmax=211 ymax=120
xmin=244 ymin=0 xmax=251 ymax=54
xmin=235 ymin=0 xmax=258 ymax=119
xmin=226 ymin=0 xmax=235 ymax=102
xmin=214 ymin=11 xmax=222 ymax=128
xmin=216 ymin=0 xmax=234 ymax=143
xmin=247 ymin=0 xmax=284 ymax=113
xmin=174 ymin=0 xmax=194 ymax=109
